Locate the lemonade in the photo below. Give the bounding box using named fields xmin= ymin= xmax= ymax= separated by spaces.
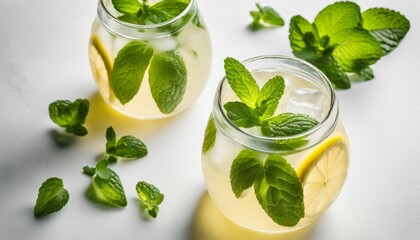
xmin=201 ymin=56 xmax=349 ymax=233
xmin=88 ymin=0 xmax=211 ymax=119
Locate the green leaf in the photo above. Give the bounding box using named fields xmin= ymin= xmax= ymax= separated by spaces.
xmin=254 ymin=155 xmax=304 ymax=227
xmin=256 ymin=75 xmax=285 ymax=120
xmin=34 ymin=177 xmax=69 ymax=218
xmin=331 ymin=28 xmax=383 ymax=72
xmin=93 ymin=169 xmax=127 ymax=207
xmin=136 ymin=181 xmax=164 ymax=218
xmin=289 ymin=15 xmax=320 ymax=61
xmin=111 ymin=41 xmax=154 ymax=105
xmin=95 ymin=160 xmax=112 ymax=180
xmin=151 ymin=0 xmax=188 ymax=18
xmin=362 ymin=8 xmax=410 ymax=55
xmin=149 ymin=50 xmax=187 ymax=114
xmin=48 ymin=99 xmax=90 ymax=136
xmin=202 ymin=115 xmax=216 ymax=153
xmin=143 ymin=8 xmax=174 ymax=24
xmin=309 ymin=54 xmax=351 ymax=89
xmin=289 ymin=15 xmax=313 ymax=47
xmin=261 ymin=113 xmax=319 ymax=137
xmin=250 ymin=3 xmax=284 ymax=31
xmin=83 ymin=166 xmax=96 ymax=176
xmin=356 ymin=67 xmax=374 ymax=81
xmin=114 ymin=136 xmax=148 ymax=158
xmin=224 ymin=57 xmax=260 ymax=108
xmin=112 ymin=0 xmax=142 ymax=14
xmin=105 ymin=127 xmax=148 ymax=159
xmin=314 ymin=1 xmax=362 ymax=38
xmin=118 ymin=13 xmax=143 ymax=24
xmin=272 ymin=138 xmax=309 ymax=151
xmin=230 ymin=149 xmax=263 ymax=198
xmin=106 ymin=126 xmax=117 ymax=153
xmin=224 ymin=102 xmax=261 ymax=128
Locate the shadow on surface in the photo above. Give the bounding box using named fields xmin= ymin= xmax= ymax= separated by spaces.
xmin=84 ymin=93 xmax=186 ymax=139
xmin=189 ymin=192 xmax=318 ymax=240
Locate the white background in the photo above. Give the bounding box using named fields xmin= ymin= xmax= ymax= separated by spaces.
xmin=1 ymin=0 xmax=419 ymax=239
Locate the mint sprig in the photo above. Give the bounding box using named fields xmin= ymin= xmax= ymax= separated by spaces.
xmin=223 ymin=57 xmax=319 ymax=137
xmin=105 ymin=126 xmax=148 ymax=163
xmin=230 ymin=150 xmax=304 ymax=227
xmin=110 ymin=1 xmax=190 ymax=114
xmin=34 ymin=177 xmax=69 ymax=218
xmin=83 ymin=160 xmax=127 ymax=207
xmin=289 ymin=1 xmax=410 ymax=88
xmin=136 ymin=181 xmax=164 ymax=218
xmin=113 ymin=0 xmax=188 ymax=25
xmin=250 ymin=3 xmax=284 ymax=31
xmin=48 ymin=99 xmax=89 ymax=136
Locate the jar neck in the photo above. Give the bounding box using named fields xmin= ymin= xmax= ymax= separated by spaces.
xmin=97 ymin=0 xmax=197 ymax=40
xmin=213 ymin=55 xmax=339 ymax=154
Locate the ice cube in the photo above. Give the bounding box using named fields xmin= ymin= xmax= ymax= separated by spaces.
xmin=289 ymin=88 xmax=323 ymax=106
xmin=282 ymin=88 xmax=324 ymax=121
xmin=149 ymin=36 xmax=177 ymax=53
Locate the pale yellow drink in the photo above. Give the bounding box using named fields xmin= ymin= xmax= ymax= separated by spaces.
xmin=88 ymin=0 xmax=211 ymax=119
xmin=201 ymin=56 xmax=349 ymax=233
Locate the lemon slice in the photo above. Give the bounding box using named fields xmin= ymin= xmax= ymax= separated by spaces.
xmin=296 ymin=133 xmax=349 ymax=217
xmin=89 ymin=34 xmax=115 ymax=101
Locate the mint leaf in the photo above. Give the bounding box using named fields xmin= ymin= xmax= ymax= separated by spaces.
xmin=144 ymin=8 xmax=174 ymax=24
xmin=95 ymin=160 xmax=112 ymax=179
xmin=330 ymin=28 xmax=383 ymax=72
xmin=48 ymin=99 xmax=89 ymax=136
xmin=362 ymin=8 xmax=410 ymax=56
xmin=83 ymin=166 xmax=96 ymax=176
xmin=112 ymin=0 xmax=142 ymax=14
xmin=254 ymin=155 xmax=304 ymax=227
xmin=111 ymin=41 xmax=154 ymax=104
xmin=272 ymin=138 xmax=309 ymax=151
xmin=105 ymin=126 xmax=148 ymax=160
xmin=224 ymin=102 xmax=261 ymax=128
xmin=93 ymin=168 xmax=127 ymax=207
xmin=289 ymin=16 xmax=320 ymax=61
xmin=202 ymin=115 xmax=216 ymax=154
xmin=314 ymin=1 xmax=361 ymax=38
xmin=224 ymin=57 xmax=260 ymax=108
xmin=149 ymin=50 xmax=187 ymax=114
xmin=310 ymin=54 xmax=350 ymax=89
xmin=356 ymin=67 xmax=374 ymax=81
xmin=256 ymin=75 xmax=285 ymax=120
xmin=250 ymin=3 xmax=284 ymax=31
xmin=151 ymin=0 xmax=188 ymax=18
xmin=115 ymin=0 xmax=189 ymax=25
xmin=230 ymin=149 xmax=263 ymax=198
xmin=136 ymin=181 xmax=164 ymax=218
xmin=34 ymin=177 xmax=69 ymax=218
xmin=106 ymin=127 xmax=117 ymax=153
xmin=261 ymin=113 xmax=319 ymax=137
xmin=114 ymin=136 xmax=148 ymax=158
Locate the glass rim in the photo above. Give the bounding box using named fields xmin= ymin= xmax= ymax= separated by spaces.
xmin=214 ymin=55 xmax=338 ymax=147
xmin=98 ymin=0 xmax=196 ymax=30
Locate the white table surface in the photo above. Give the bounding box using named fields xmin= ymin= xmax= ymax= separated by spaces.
xmin=1 ymin=0 xmax=419 ymax=239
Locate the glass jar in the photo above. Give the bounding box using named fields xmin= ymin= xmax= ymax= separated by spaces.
xmin=201 ymin=55 xmax=350 ymax=233
xmin=88 ymin=0 xmax=211 ymax=119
